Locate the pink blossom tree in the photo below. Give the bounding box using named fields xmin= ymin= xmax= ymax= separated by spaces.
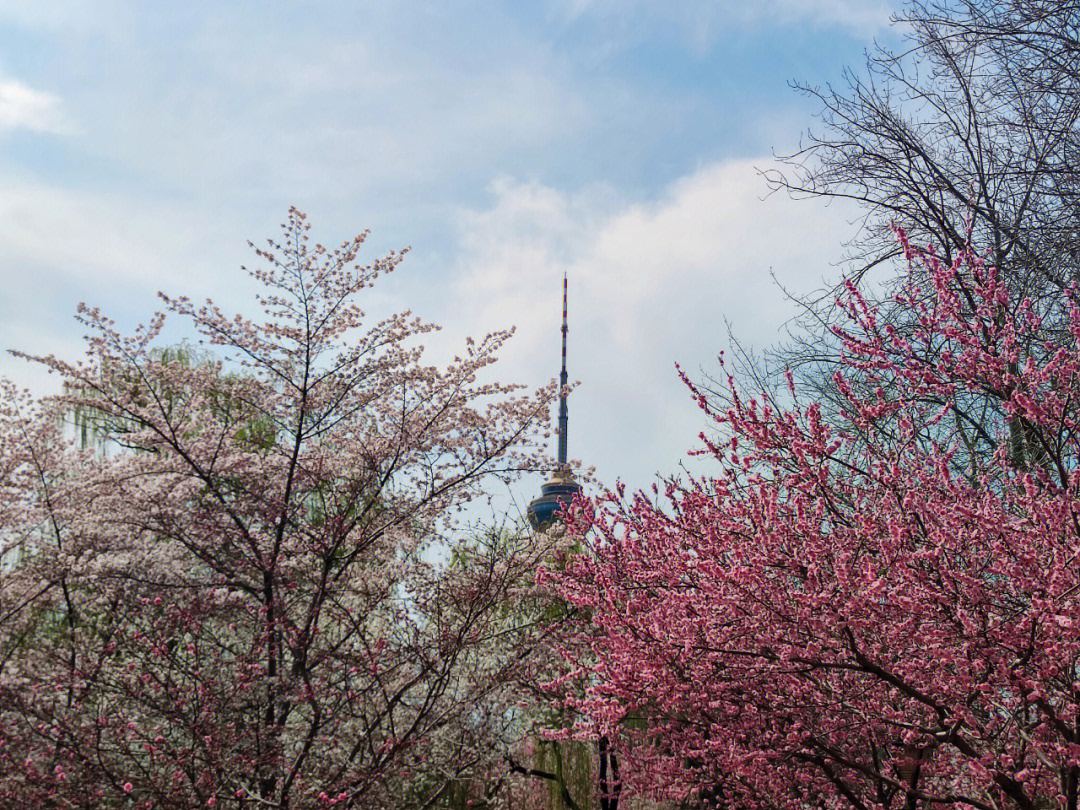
xmin=0 ymin=209 xmax=558 ymax=809
xmin=543 ymin=229 xmax=1080 ymax=810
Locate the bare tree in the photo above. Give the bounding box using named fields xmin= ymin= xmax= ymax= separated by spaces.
xmin=713 ymin=0 xmax=1080 ymax=472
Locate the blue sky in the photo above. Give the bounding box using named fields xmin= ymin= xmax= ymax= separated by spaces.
xmin=1 ymin=0 xmax=898 ymax=503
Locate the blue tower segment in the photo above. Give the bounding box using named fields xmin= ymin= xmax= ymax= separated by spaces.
xmin=527 ymin=476 xmax=583 ymax=530
xmin=527 ymin=274 xmax=583 ymax=531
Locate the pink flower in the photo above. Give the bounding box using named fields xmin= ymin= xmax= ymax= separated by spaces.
xmin=541 ymin=225 xmax=1080 ymax=806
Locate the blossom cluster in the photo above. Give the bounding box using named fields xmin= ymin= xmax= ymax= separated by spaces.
xmin=543 ymin=231 xmax=1080 ymax=810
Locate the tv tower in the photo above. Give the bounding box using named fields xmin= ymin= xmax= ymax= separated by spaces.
xmin=527 ymin=274 xmax=583 ymax=531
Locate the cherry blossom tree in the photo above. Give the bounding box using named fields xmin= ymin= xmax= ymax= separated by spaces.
xmin=543 ymin=228 xmax=1080 ymax=810
xmin=0 ymin=209 xmax=558 ymax=809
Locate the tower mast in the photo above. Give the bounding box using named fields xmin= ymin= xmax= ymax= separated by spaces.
xmin=558 ymin=273 xmax=568 ymax=467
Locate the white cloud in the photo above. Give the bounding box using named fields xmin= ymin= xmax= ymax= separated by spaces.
xmin=446 ymin=159 xmax=860 ymax=490
xmin=0 ymin=0 xmax=128 ymax=35
xmin=455 ymin=158 xmax=855 ymax=362
xmin=0 ymin=182 xmax=238 ymax=287
xmin=0 ymin=178 xmax=268 ymax=395
xmin=0 ymin=158 xmax=861 ymax=496
xmin=555 ymin=0 xmax=893 ymax=44
xmin=56 ymin=9 xmax=593 ymax=206
xmin=0 ymin=78 xmax=69 ymax=134
xmin=774 ymin=0 xmax=893 ymax=32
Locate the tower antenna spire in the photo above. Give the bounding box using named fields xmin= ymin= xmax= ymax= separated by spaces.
xmin=558 ymin=272 xmax=569 ymax=467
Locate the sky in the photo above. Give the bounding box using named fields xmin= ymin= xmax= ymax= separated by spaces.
xmin=0 ymin=0 xmax=900 ymax=509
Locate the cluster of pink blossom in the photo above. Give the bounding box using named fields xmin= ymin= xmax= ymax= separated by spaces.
xmin=543 ymin=230 xmax=1080 ymax=809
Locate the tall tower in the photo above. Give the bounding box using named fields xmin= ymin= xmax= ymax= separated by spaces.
xmin=527 ymin=274 xmax=583 ymax=531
